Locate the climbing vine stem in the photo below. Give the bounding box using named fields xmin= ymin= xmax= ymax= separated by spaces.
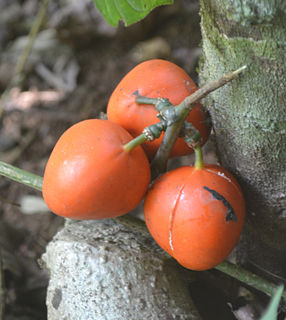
xmin=216 ymin=260 xmax=286 ymax=301
xmin=0 ymin=161 xmax=43 ymax=191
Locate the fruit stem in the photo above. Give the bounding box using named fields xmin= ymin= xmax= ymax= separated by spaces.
xmin=151 ymin=65 xmax=247 ymax=178
xmin=136 ymin=95 xmax=173 ymax=115
xmin=135 ymin=96 xmax=159 ymax=105
xmin=183 ymin=122 xmax=203 ymax=148
xmin=0 ymin=161 xmax=43 ymax=191
xmin=123 ymin=121 xmax=168 ymax=153
xmin=122 ymin=134 xmax=147 ymax=153
xmin=194 ymin=146 xmax=204 ymax=170
xmin=151 ymin=115 xmax=186 ymax=178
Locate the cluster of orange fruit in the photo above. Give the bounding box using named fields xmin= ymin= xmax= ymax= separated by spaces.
xmin=42 ymin=60 xmax=245 ymax=271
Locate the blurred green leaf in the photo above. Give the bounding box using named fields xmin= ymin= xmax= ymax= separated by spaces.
xmin=260 ymin=285 xmax=284 ymax=320
xmin=93 ymin=0 xmax=173 ymax=27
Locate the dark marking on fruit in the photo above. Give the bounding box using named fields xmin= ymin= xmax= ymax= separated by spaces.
xmin=203 ymin=186 xmax=237 ymax=222
xmin=133 ymin=90 xmax=140 ymax=96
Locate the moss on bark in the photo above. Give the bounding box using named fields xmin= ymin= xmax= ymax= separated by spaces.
xmin=200 ymin=0 xmax=286 ymax=280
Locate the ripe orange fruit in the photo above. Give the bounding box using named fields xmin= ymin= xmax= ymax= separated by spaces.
xmin=144 ymin=165 xmax=245 ymax=270
xmin=107 ymin=59 xmax=210 ymax=159
xmin=43 ymin=119 xmax=150 ymax=219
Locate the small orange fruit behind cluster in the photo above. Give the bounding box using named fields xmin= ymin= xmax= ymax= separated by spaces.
xmin=107 ymin=59 xmax=210 ymax=159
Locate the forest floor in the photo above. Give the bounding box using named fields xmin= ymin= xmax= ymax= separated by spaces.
xmin=0 ymin=1 xmax=276 ymax=319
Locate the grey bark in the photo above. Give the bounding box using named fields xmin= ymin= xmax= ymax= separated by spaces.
xmin=199 ymin=0 xmax=286 ymax=280
xmin=43 ymin=218 xmax=201 ymax=320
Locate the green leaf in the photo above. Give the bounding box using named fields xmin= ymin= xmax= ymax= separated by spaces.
xmin=93 ymin=0 xmax=174 ymax=27
xmin=260 ymin=285 xmax=284 ymax=320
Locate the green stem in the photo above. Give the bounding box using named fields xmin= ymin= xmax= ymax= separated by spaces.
xmin=151 ymin=116 xmax=186 ymax=178
xmin=13 ymin=0 xmax=51 ymax=83
xmin=123 ymin=134 xmax=147 ymax=153
xmin=135 ymin=96 xmax=159 ymax=105
xmin=136 ymin=96 xmax=173 ymax=115
xmin=0 ymin=161 xmax=43 ymax=191
xmin=0 ymin=0 xmax=51 ymax=118
xmin=194 ymin=146 xmax=204 ymax=170
xmin=216 ymin=261 xmax=286 ymax=301
xmin=123 ymin=121 xmax=168 ymax=153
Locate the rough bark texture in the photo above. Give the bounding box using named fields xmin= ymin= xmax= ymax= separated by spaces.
xmin=43 ymin=218 xmax=201 ymax=320
xmin=199 ymin=0 xmax=286 ymax=280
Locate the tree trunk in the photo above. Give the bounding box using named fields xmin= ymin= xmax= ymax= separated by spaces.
xmin=199 ymin=0 xmax=286 ymax=281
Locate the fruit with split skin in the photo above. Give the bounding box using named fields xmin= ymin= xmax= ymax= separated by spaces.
xmin=107 ymin=59 xmax=210 ymax=159
xmin=43 ymin=119 xmax=151 ymax=220
xmin=144 ymin=158 xmax=245 ymax=271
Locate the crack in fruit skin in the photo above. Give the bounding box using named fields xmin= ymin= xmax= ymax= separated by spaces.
xmin=203 ymin=186 xmax=237 ymax=221
xmin=204 ymin=168 xmax=244 ymax=199
xmin=168 ymin=184 xmax=185 ymax=252
xmin=168 ymin=168 xmax=198 ymax=254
